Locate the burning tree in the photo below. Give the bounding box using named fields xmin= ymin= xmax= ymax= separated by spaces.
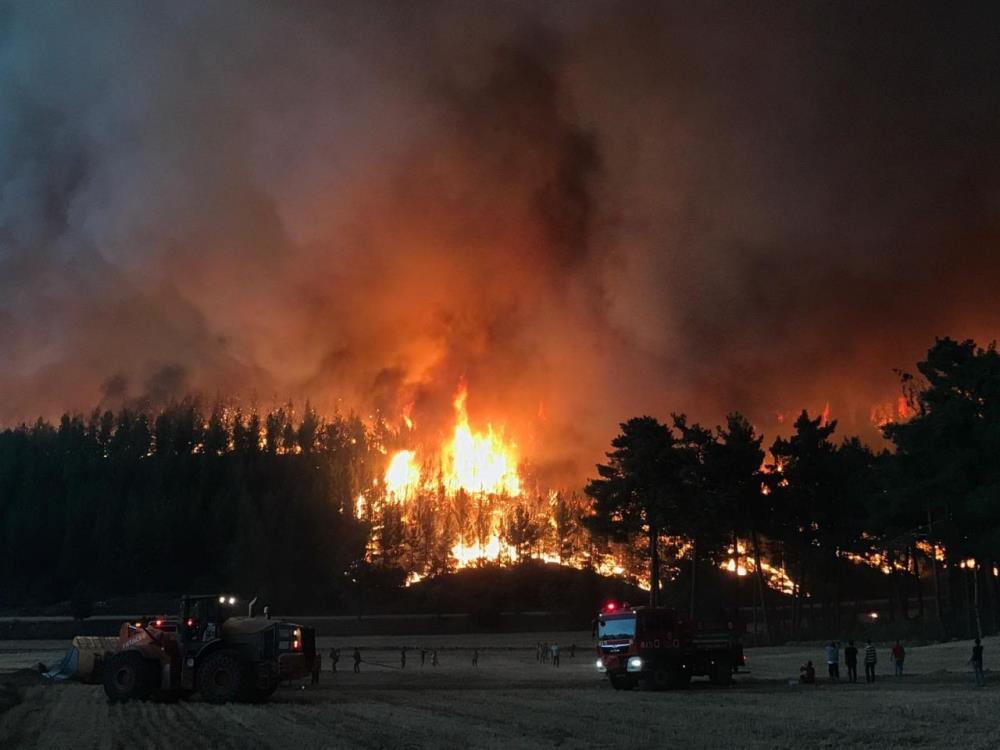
xmin=362 ymin=383 xmax=593 ymax=579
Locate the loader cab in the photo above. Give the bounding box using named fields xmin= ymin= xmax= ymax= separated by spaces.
xmin=179 ymin=594 xmax=239 ymax=647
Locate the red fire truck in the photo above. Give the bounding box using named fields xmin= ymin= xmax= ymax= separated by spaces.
xmin=595 ymin=603 xmax=745 ymax=690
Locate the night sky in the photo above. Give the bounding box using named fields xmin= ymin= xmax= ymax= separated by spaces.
xmin=2 ymin=1 xmax=1000 ymax=481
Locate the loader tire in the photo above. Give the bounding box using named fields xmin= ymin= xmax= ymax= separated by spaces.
xmin=709 ymin=660 xmax=732 ymax=686
xmin=103 ymin=651 xmax=156 ymax=703
xmin=246 ymin=680 xmax=279 ymax=703
xmin=198 ymin=650 xmax=248 ymax=704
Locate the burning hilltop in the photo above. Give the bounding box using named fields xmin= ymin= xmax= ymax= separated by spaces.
xmin=351 ymin=382 xmax=637 ymax=583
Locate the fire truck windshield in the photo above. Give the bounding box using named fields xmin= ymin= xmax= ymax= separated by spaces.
xmin=598 ymin=614 xmax=636 ymax=640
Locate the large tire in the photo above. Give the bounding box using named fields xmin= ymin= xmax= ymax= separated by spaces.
xmin=608 ymin=673 xmax=635 ymax=691
xmin=198 ymin=650 xmax=249 ymax=704
xmin=103 ymin=651 xmax=157 ymax=703
xmin=667 ymin=667 xmax=691 ymax=690
xmin=709 ymin=660 xmax=732 ymax=686
xmin=246 ymin=680 xmax=279 ymax=703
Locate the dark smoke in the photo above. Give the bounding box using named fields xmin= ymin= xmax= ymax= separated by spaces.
xmin=2 ymin=2 xmax=1000 ymax=482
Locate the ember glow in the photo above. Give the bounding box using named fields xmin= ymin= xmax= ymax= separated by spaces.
xmin=719 ymin=542 xmax=797 ymax=595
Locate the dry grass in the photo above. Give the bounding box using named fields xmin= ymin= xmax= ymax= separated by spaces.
xmin=1 ymin=633 xmax=997 ymax=749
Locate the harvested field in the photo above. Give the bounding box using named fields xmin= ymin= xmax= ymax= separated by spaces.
xmin=1 ymin=632 xmax=998 ymax=749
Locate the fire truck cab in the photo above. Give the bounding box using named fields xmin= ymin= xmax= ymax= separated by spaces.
xmin=595 ymin=604 xmax=744 ymax=690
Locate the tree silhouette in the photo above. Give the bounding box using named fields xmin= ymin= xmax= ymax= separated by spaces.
xmin=585 ymin=417 xmax=680 ymax=606
xmin=885 ymin=338 xmax=1000 ymax=636
xmin=706 ymin=413 xmax=770 ymax=640
xmin=503 ymin=504 xmax=541 ymax=561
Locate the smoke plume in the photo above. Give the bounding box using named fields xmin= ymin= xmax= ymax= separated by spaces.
xmin=3 ymin=2 xmax=1000 ymax=481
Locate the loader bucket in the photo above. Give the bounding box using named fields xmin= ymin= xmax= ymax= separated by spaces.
xmin=43 ymin=636 xmax=119 ymax=683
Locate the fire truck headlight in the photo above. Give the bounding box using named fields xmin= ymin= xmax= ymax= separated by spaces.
xmin=595 ymin=659 xmax=606 ymax=672
xmin=627 ymin=657 xmax=643 ymax=672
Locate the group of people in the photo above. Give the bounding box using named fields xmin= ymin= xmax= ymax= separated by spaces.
xmin=803 ymin=639 xmax=902 ymax=684
xmin=536 ymin=642 xmax=576 ymax=666
xmin=329 ymin=646 xmax=482 ymax=672
xmin=801 ymin=638 xmax=986 ymax=686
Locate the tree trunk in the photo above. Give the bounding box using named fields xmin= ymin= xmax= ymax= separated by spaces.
xmin=649 ymin=523 xmax=659 ymax=608
xmin=793 ymin=557 xmax=805 ymax=637
xmin=927 ymin=504 xmax=947 ymax=639
xmin=887 ymin=550 xmax=898 ymax=624
xmin=913 ymin=546 xmax=924 ymax=621
xmin=973 ymin=565 xmax=983 ymax=640
xmin=832 ymin=554 xmax=842 ymax=631
xmin=991 ymin=559 xmax=1000 ymax=634
xmin=750 ymin=529 xmax=771 ymax=645
xmin=689 ymin=538 xmax=698 ymax=619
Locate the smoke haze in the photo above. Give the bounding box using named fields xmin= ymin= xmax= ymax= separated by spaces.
xmin=3 ymin=1 xmax=1000 ymax=481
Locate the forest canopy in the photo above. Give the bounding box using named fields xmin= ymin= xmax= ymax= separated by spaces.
xmin=1 ymin=337 xmax=999 ymax=639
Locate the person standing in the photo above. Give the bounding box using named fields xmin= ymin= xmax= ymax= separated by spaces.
xmin=329 ymin=647 xmax=339 ymax=673
xmin=864 ymin=640 xmax=877 ymax=683
xmin=420 ymin=649 xmax=427 ymax=667
xmin=971 ymin=638 xmax=985 ymax=687
xmin=825 ymin=642 xmax=840 ymax=681
xmin=844 ymin=641 xmax=859 ymax=683
xmin=472 ymin=649 xmax=479 ymax=667
xmin=551 ymin=643 xmax=560 ymax=667
xmin=400 ymin=647 xmax=407 ymax=669
xmin=891 ymin=641 xmax=905 ymax=677
xmin=353 ymin=648 xmax=362 ymax=674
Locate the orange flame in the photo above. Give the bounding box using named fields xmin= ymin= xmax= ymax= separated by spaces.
xmin=384 ymin=383 xmax=521 ymax=499
xmin=442 ymin=385 xmax=520 ymax=496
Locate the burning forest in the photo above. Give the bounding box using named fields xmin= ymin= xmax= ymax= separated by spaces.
xmin=352 ymin=381 xmax=628 ymax=583
xmin=3 ymin=3 xmax=1000 ymax=647
xmin=3 ymin=335 xmax=1000 ymax=645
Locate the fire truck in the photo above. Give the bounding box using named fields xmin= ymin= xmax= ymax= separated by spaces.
xmin=595 ymin=603 xmax=744 ymax=690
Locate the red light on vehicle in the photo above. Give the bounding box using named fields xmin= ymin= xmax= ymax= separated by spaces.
xmin=605 ymin=602 xmax=617 ymax=612
xmin=154 ymin=619 xmax=164 ymax=628
xmin=292 ymin=640 xmax=301 ymax=651
xmin=186 ymin=618 xmax=195 ymax=628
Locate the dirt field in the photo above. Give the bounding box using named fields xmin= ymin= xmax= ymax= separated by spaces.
xmin=1 ymin=632 xmax=998 ymax=749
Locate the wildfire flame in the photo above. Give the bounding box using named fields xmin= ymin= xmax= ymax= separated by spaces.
xmin=384 ymin=450 xmax=420 ymax=500
xmin=719 ymin=541 xmax=797 ymax=595
xmin=384 ymin=384 xmax=520 ymax=499
xmin=442 ymin=386 xmax=521 ymax=496
xmin=376 ymin=385 xmax=802 ymax=592
xmin=377 ymin=383 xmax=524 ymax=572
